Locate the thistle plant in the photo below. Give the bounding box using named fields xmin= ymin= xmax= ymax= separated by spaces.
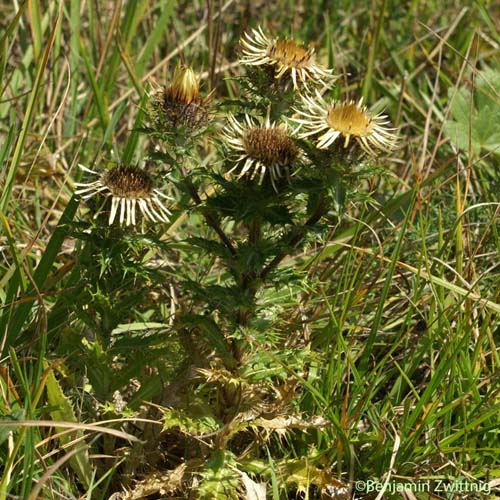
xmin=4 ymin=3 xmax=500 ymax=498
xmin=69 ymin=25 xmax=397 ymax=498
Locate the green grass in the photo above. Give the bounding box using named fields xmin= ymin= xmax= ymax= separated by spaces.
xmin=1 ymin=0 xmax=500 ymax=499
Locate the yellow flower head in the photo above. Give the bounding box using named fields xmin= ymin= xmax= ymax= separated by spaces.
xmin=240 ymin=26 xmax=336 ymax=90
xmin=294 ymin=92 xmax=397 ymax=155
xmin=149 ymin=65 xmax=208 ymax=130
xmin=165 ymin=65 xmax=200 ymax=105
xmin=222 ymin=113 xmax=301 ymax=190
xmin=75 ymin=164 xmax=172 ymax=226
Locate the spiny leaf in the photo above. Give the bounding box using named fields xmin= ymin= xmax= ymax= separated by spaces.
xmin=45 ymin=364 xmax=93 ymax=488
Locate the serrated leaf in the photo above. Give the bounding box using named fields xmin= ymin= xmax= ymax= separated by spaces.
xmin=253 ymin=415 xmax=331 ymax=432
xmin=147 ymin=150 xmax=177 ymax=164
xmin=177 ymin=313 xmax=233 ymax=357
xmin=443 ymin=120 xmax=478 ymax=152
xmin=162 ymin=406 xmax=220 ymax=435
xmin=198 ymin=450 xmax=240 ymax=500
xmin=0 ymin=409 xmax=25 ymax=446
xmin=444 ymin=68 xmax=500 ymax=159
xmin=483 ymin=132 xmax=500 ymax=154
xmin=185 ymin=237 xmax=233 ymax=258
xmin=277 ymin=459 xmax=346 ymax=494
xmin=120 ymin=464 xmax=187 ymax=499
xmin=259 ymin=205 xmax=293 ymax=225
xmin=448 ymin=87 xmax=471 ymax=124
xmin=473 ymin=105 xmax=497 ymax=145
xmin=45 ymin=365 xmax=93 ymax=488
xmin=476 ymin=68 xmax=500 ymax=112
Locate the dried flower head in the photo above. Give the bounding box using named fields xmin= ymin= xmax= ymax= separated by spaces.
xmin=294 ymin=92 xmax=397 ymax=155
xmin=240 ymin=26 xmax=335 ymax=90
xmin=149 ymin=65 xmax=209 ymax=130
xmin=75 ymin=164 xmax=172 ymax=226
xmin=222 ymin=113 xmax=301 ymax=190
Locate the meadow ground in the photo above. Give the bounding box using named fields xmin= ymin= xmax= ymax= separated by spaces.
xmin=0 ymin=0 xmax=500 ymax=499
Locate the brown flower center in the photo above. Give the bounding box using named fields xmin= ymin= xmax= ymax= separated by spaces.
xmin=268 ymin=40 xmax=313 ymax=67
xmin=102 ymin=166 xmax=153 ymax=198
xmin=243 ymin=127 xmax=299 ymax=166
xmin=326 ymin=104 xmax=372 ymax=137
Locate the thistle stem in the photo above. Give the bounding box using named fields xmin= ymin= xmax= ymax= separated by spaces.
xmin=260 ymin=195 xmax=329 ymax=280
xmin=180 ymin=167 xmax=236 ymax=256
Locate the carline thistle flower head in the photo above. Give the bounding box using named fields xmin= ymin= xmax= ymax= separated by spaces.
xmin=222 ymin=113 xmax=301 ymax=190
xmin=149 ymin=65 xmax=209 ymax=130
xmin=293 ymin=92 xmax=397 ymax=155
xmin=240 ymin=26 xmax=336 ymax=90
xmin=74 ymin=164 xmax=172 ymax=226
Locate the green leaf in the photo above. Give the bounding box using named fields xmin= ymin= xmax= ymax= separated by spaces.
xmin=111 ymin=322 xmax=169 ymax=334
xmin=185 ymin=237 xmax=233 ymax=259
xmin=0 ymin=7 xmax=60 ymax=213
xmin=483 ymin=132 xmax=500 ymax=154
xmin=45 ymin=365 xmax=93 ymax=488
xmin=475 ymin=68 xmax=500 ymax=112
xmin=443 ymin=120 xmax=478 ymax=152
xmin=198 ymin=450 xmax=240 ymax=500
xmin=135 ymin=0 xmax=176 ymax=75
xmin=444 ymin=68 xmax=500 ymax=158
xmin=177 ymin=313 xmax=233 ymax=358
xmin=448 ymin=87 xmax=470 ymax=124
xmin=473 ymin=104 xmax=497 ymax=146
xmin=0 ymin=409 xmax=25 ymax=446
xmin=162 ymin=406 xmax=220 ymax=435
